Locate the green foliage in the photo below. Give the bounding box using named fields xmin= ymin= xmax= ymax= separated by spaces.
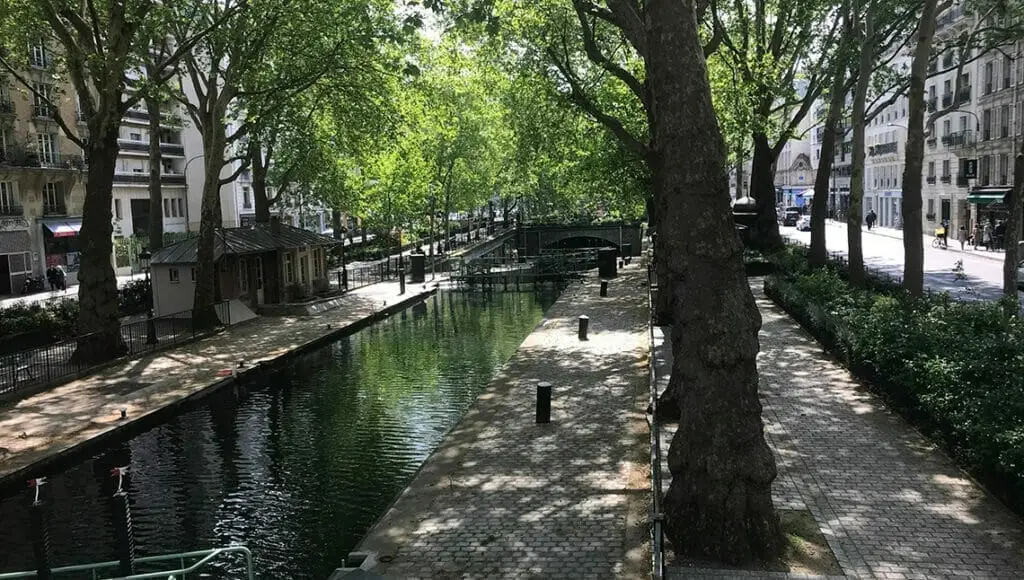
xmin=0 ymin=299 xmax=79 ymax=344
xmin=766 ymin=264 xmax=1024 ymax=514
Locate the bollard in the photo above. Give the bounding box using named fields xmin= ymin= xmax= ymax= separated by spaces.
xmin=536 ymin=382 xmax=552 ymax=424
xmin=399 ymin=267 xmax=406 ymax=295
xmin=618 ymin=260 xmax=624 ymax=268
xmin=29 ymin=479 xmax=51 ymax=580
xmin=600 ymin=281 xmax=608 ymax=297
xmin=578 ymin=315 xmax=589 ymax=340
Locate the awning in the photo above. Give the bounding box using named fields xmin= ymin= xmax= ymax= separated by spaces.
xmin=0 ymin=231 xmax=31 ymax=254
xmin=41 ymin=218 xmax=83 ymax=237
xmin=966 ymin=189 xmax=1011 ymax=206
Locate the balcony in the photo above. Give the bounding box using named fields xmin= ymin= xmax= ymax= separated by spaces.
xmin=941 ymin=130 xmax=975 ymax=149
xmin=926 ymin=175 xmax=937 ymax=184
xmin=927 ymin=97 xmax=937 ymax=112
xmin=958 ymin=85 xmax=972 ymax=104
xmin=124 ymin=109 xmax=150 ymax=122
xmin=161 ymin=143 xmax=184 ymax=156
xmin=940 ymin=175 xmax=952 ymax=183
xmin=39 ymin=155 xmax=85 ymax=170
xmin=0 ymin=99 xmax=13 ymax=116
xmin=42 ymin=202 xmax=67 ymax=216
xmin=926 ymin=136 xmax=937 ymax=148
xmin=941 ymin=93 xmax=953 ymax=108
xmin=869 ymin=142 xmax=899 ymax=156
xmin=0 ymin=204 xmax=23 ymax=216
xmin=936 ymin=6 xmax=964 ymax=30
xmin=113 ymin=172 xmax=187 ymax=185
xmin=984 ymin=81 xmax=993 ymax=95
xmin=117 ymin=139 xmax=185 ymax=156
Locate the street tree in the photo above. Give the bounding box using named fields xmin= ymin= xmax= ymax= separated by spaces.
xmin=0 ymin=0 xmax=228 ymax=362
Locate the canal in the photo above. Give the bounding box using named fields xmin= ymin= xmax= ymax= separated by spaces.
xmin=0 ymin=289 xmax=556 ymax=579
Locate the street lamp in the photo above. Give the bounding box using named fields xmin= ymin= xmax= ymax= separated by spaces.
xmin=137 ymin=248 xmax=158 ymax=345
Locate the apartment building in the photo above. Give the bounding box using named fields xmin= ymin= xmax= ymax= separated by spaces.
xmin=865 ymin=96 xmax=909 ymax=229
xmin=776 ymin=108 xmax=817 ymax=209
xmin=0 ymin=48 xmax=88 ymax=294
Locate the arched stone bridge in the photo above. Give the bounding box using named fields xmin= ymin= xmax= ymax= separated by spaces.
xmin=518 ymin=223 xmax=642 ymax=256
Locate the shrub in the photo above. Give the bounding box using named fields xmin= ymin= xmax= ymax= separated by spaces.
xmin=765 ymin=268 xmax=1024 ymax=515
xmin=118 ymin=279 xmax=151 ymax=315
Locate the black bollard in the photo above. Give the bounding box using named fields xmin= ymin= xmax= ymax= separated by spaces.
xmin=342 ymin=268 xmax=348 ymax=290
xmin=578 ymin=315 xmax=589 ymax=340
xmin=536 ymin=382 xmax=552 ymax=424
xmin=399 ymin=267 xmax=406 ymax=295
xmin=600 ymin=281 xmax=608 ymax=297
xmin=29 ymin=479 xmax=52 ymax=580
xmin=618 ymin=260 xmax=624 ymax=269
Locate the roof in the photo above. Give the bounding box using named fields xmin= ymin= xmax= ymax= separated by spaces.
xmin=151 ymin=222 xmax=340 ymax=265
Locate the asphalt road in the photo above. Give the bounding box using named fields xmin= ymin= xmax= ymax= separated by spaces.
xmin=782 ymin=221 xmax=1021 ymax=303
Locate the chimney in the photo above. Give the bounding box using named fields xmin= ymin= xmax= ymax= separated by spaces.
xmin=269 ymin=215 xmax=281 ymax=235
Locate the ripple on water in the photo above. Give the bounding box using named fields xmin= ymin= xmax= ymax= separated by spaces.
xmin=0 ymin=290 xmax=555 ymax=579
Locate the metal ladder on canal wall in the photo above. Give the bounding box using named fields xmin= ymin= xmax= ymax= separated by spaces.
xmin=0 ymin=546 xmax=254 ymax=580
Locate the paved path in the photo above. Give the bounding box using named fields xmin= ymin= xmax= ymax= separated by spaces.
xmin=663 ymin=280 xmax=1024 ymax=579
xmin=354 ymin=268 xmax=650 ymax=580
xmin=0 ymin=280 xmax=436 ymax=487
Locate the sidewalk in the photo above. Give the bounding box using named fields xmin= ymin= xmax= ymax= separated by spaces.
xmin=0 ymin=280 xmax=437 ymax=488
xmin=663 ymin=280 xmax=1024 ymax=578
xmin=832 ymin=220 xmax=1008 ymax=263
xmin=0 ymin=273 xmax=141 ymax=310
xmin=352 ymin=268 xmax=650 ymax=579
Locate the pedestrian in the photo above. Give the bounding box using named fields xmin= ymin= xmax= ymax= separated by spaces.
xmin=983 ymin=222 xmax=993 ymax=251
xmin=45 ymin=266 xmax=56 ymax=292
xmin=55 ymin=265 xmax=67 ymax=291
xmin=973 ymin=223 xmax=983 ymax=250
xmin=957 ymin=225 xmax=967 ymax=251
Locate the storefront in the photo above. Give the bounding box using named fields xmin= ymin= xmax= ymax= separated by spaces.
xmin=966 ymin=187 xmax=1012 ymax=228
xmin=0 ymin=231 xmax=33 ymax=295
xmin=866 ymin=190 xmax=902 ymax=228
xmin=40 ymin=218 xmax=83 ymax=286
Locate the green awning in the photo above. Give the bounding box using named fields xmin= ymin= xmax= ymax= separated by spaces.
xmin=966 ymin=193 xmax=1008 ymax=206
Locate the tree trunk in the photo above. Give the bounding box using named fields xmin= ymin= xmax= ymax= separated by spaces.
xmin=647 ymin=0 xmax=784 ymax=565
xmin=810 ymin=16 xmax=850 ymax=267
xmin=749 ymin=133 xmax=784 ymax=251
xmin=735 ymin=153 xmax=744 ymax=199
xmin=847 ymin=4 xmax=872 ymax=287
xmin=146 ymin=95 xmax=164 ymax=251
xmin=193 ymin=121 xmax=227 ymax=330
xmin=252 ymin=145 xmax=272 ymax=223
xmin=74 ymin=130 xmax=127 ymax=363
xmin=1003 ymin=149 xmax=1024 ymax=310
xmin=901 ymin=0 xmax=940 ymax=297
xmin=332 ymin=209 xmax=343 ymax=240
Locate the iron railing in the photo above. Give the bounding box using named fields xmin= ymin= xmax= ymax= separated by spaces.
xmin=0 ymin=301 xmax=232 ymax=398
xmin=647 ymin=254 xmax=666 ymax=580
xmin=0 ymin=545 xmax=254 ymax=580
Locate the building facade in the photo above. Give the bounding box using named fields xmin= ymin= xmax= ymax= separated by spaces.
xmin=0 ymin=49 xmax=88 ymax=294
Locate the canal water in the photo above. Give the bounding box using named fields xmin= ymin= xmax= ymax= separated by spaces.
xmin=0 ymin=290 xmax=556 ymax=579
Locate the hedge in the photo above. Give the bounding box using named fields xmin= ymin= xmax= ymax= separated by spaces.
xmin=765 ymin=249 xmax=1024 ymax=515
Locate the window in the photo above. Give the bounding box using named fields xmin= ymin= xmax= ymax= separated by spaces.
xmin=37 ymin=133 xmax=57 ymax=165
xmin=177 ymin=198 xmax=184 ymax=217
xmin=284 ymin=252 xmax=294 ymax=283
xmin=1003 ymin=56 xmax=1012 ymax=89
xmin=190 ymin=268 xmax=196 ymax=282
xmin=0 ymin=182 xmax=15 ymax=214
xmin=985 ymin=62 xmax=994 ymax=94
xmin=169 ymin=268 xmax=180 ymax=283
xmin=927 ymin=161 xmax=935 ymax=177
xmin=170 ymin=198 xmax=177 ymax=217
xmin=114 ymin=199 xmax=122 ymax=220
xmin=30 ymin=44 xmax=49 ymax=68
xmin=982 ymin=109 xmax=992 ymax=140
xmin=1000 ymin=154 xmax=1009 ymax=185
xmin=242 ymin=187 xmax=251 ymax=209
xmin=164 ymin=198 xmax=171 ymax=217
xmin=240 ymin=260 xmax=249 ymax=292
xmin=1000 ymin=105 xmax=1010 ymax=138
xmin=942 ymin=160 xmax=950 ymax=177
xmin=927 ymin=198 xmax=935 ymax=215
xmin=255 ymin=257 xmax=263 ymax=289
xmin=130 ymin=132 xmax=142 ymax=141
xmin=43 ymin=183 xmax=62 ymax=214
xmin=313 ymin=249 xmax=322 ymax=278
xmin=943 ymin=119 xmax=951 ymax=136
xmin=32 ymin=83 xmax=52 ymax=117
xmin=0 ymin=127 xmax=7 ymax=158
xmin=299 ymin=255 xmax=308 ymax=283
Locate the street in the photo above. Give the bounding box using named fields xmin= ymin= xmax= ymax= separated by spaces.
xmin=0 ymin=273 xmax=142 ymax=310
xmin=782 ymin=221 xmax=1021 ymax=302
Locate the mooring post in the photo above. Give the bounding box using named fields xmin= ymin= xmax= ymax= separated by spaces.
xmin=578 ymin=315 xmax=589 ymax=340
xmin=536 ymin=381 xmax=552 ymax=424
xmin=29 ymin=478 xmax=51 ymax=580
xmin=600 ymin=281 xmax=608 ymax=297
xmin=399 ymin=267 xmax=406 ymax=295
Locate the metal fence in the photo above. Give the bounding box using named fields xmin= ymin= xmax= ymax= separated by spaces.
xmin=0 ymin=301 xmax=231 ymax=398
xmin=646 ymin=260 xmax=666 ymax=580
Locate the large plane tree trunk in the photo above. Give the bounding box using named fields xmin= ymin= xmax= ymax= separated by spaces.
xmin=252 ymin=142 xmax=273 ymax=223
xmin=901 ymin=0 xmax=940 ymax=297
xmin=146 ymin=95 xmax=164 ymax=251
xmin=810 ymin=13 xmax=850 ymax=267
xmin=847 ymin=2 xmax=873 ymax=287
xmin=193 ymin=119 xmax=227 ymax=330
xmin=647 ymin=0 xmax=784 ymax=565
xmin=748 ymin=133 xmax=784 ymax=251
xmin=74 ymin=128 xmax=127 ymax=363
xmin=1004 ymin=150 xmax=1024 ymax=312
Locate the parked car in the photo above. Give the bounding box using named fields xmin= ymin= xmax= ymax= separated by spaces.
xmin=796 ymin=216 xmax=812 ymax=231
xmin=782 ymin=210 xmax=801 ymax=227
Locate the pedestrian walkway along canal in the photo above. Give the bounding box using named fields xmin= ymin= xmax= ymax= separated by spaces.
xmin=0 ymin=289 xmax=557 ymax=579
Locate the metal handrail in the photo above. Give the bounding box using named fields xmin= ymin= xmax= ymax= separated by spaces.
xmin=647 ymin=257 xmax=665 ymax=580
xmin=0 ymin=546 xmax=254 ymax=580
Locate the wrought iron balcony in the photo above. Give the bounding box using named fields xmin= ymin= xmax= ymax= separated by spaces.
xmin=42 ymin=202 xmax=67 ymax=216
xmin=926 ymin=97 xmax=937 ymax=112
xmin=941 ymin=130 xmax=975 ymax=149
xmin=926 ymin=176 xmax=937 ymax=184
xmin=113 ymin=172 xmax=187 ymax=185
xmin=868 ymin=142 xmax=899 ymax=157
xmin=941 ymin=93 xmax=953 ymax=108
xmin=32 ymin=104 xmax=53 ymax=119
xmin=0 ymin=204 xmax=24 ymax=216
xmin=940 ymin=175 xmax=952 ymax=183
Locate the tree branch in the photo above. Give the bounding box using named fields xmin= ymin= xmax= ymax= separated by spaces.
xmin=570 ymin=1 xmax=647 ymax=108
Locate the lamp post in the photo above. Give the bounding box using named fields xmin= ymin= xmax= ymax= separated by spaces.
xmin=137 ymin=248 xmax=157 ymax=345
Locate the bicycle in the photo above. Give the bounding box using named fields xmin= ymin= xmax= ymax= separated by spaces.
xmin=931 ymin=237 xmax=948 ymax=249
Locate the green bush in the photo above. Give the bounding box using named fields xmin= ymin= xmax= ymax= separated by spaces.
xmin=118 ymin=279 xmax=151 ymax=315
xmin=765 ymin=267 xmax=1024 ymax=514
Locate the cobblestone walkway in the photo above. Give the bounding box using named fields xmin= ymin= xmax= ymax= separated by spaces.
xmin=356 ymin=269 xmax=650 ymax=579
xmin=664 ymin=279 xmax=1024 ymax=579
xmin=0 ymin=281 xmax=435 ymax=486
